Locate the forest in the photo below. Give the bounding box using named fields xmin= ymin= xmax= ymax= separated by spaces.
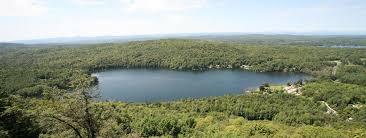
xmin=0 ymin=39 xmax=366 ymax=137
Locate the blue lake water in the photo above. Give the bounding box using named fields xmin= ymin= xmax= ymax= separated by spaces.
xmin=93 ymin=69 xmax=311 ymax=102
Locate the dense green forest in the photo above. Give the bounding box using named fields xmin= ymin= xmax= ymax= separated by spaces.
xmin=1 ymin=39 xmax=366 ymax=137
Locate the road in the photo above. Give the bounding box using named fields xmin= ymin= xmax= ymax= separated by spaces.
xmin=321 ymin=101 xmax=337 ymax=115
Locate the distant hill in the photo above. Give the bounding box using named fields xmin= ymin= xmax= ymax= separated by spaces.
xmin=3 ymin=33 xmax=366 ymax=46
xmin=10 ymin=35 xmax=151 ymax=44
xmin=188 ymin=34 xmax=366 ymax=46
xmin=0 ymin=42 xmax=26 ymax=47
xmin=8 ymin=33 xmax=219 ymax=44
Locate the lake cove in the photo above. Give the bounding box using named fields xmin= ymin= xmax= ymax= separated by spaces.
xmin=93 ymin=69 xmax=311 ymax=102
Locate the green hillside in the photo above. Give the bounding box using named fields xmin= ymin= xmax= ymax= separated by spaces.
xmin=1 ymin=39 xmax=366 ymax=137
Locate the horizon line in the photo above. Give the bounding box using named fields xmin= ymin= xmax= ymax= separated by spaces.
xmin=3 ymin=31 xmax=366 ymax=43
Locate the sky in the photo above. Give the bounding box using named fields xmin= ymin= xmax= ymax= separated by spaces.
xmin=1 ymin=0 xmax=366 ymax=41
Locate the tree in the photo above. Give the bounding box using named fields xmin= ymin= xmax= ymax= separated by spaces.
xmin=295 ymin=79 xmax=303 ymax=86
xmin=0 ymin=93 xmax=40 ymax=138
xmin=33 ymin=76 xmax=103 ymax=138
xmin=40 ymin=88 xmax=98 ymax=138
xmin=259 ymin=86 xmax=266 ymax=91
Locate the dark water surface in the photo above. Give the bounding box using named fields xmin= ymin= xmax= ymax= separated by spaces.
xmin=93 ymin=69 xmax=311 ymax=102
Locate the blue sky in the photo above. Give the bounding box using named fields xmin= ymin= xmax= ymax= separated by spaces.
xmin=1 ymin=0 xmax=366 ymax=41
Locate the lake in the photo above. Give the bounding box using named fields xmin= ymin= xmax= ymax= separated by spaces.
xmin=93 ymin=69 xmax=311 ymax=102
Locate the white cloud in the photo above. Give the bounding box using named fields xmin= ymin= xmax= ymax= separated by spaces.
xmin=120 ymin=0 xmax=206 ymax=12
xmin=0 ymin=0 xmax=48 ymax=16
xmin=70 ymin=0 xmax=104 ymax=5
